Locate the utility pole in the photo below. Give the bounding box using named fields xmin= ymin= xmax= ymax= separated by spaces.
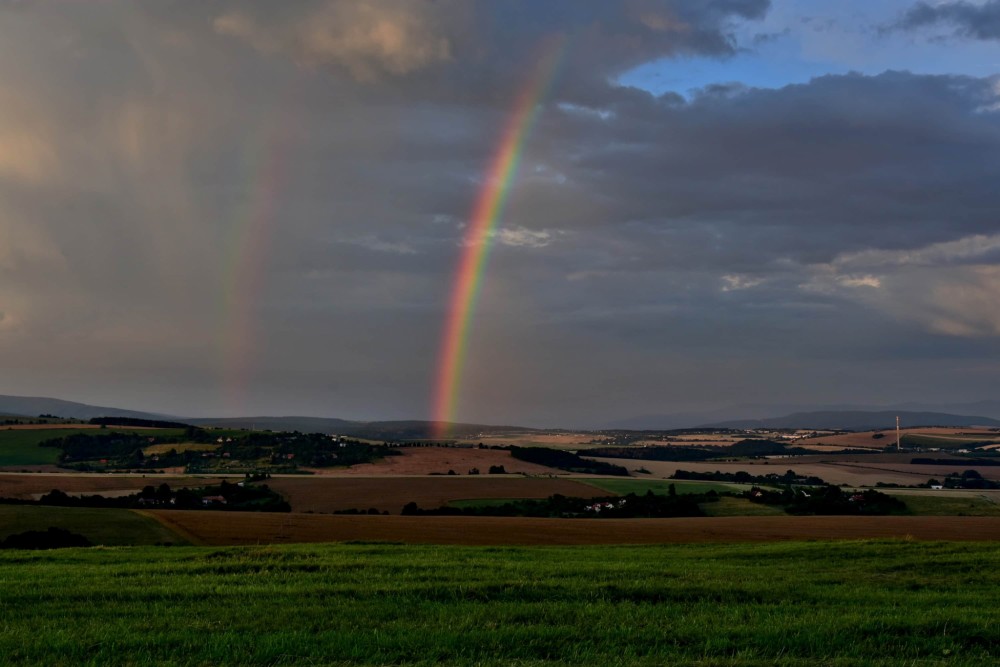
xmin=896 ymin=415 xmax=901 ymax=451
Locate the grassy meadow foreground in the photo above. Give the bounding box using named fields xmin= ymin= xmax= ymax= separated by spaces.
xmin=2 ymin=540 xmax=999 ymax=666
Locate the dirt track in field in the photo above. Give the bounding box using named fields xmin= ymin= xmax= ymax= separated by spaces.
xmin=265 ymin=476 xmax=603 ymax=514
xmin=0 ymin=473 xmax=229 ymax=499
xmin=146 ymin=511 xmax=1000 ymax=546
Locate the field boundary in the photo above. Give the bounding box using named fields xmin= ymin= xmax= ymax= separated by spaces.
xmin=146 ymin=511 xmax=1000 ymax=546
xmin=133 ymin=509 xmax=202 ymax=546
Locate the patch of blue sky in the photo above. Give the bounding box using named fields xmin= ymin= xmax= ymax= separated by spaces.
xmin=619 ymin=0 xmax=1000 ymax=98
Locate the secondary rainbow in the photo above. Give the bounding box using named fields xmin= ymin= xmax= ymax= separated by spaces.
xmin=432 ymin=39 xmax=567 ymax=438
xmin=220 ymin=81 xmax=300 ymax=414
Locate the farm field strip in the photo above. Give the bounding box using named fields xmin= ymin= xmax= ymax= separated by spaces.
xmin=305 ymin=446 xmax=564 ymax=476
xmin=0 ymin=505 xmax=185 ymax=545
xmin=0 ymin=473 xmax=231 ymax=500
xmin=264 ymin=476 xmax=601 ymax=514
xmin=580 ymin=478 xmax=754 ymax=495
xmin=145 ymin=511 xmax=1000 ymax=546
xmin=589 ymin=458 xmax=994 ymax=487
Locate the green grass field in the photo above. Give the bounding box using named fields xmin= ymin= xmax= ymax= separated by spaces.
xmin=0 ymin=506 xmax=186 ymax=546
xmin=902 ymin=434 xmax=1000 ymax=449
xmin=582 ymin=478 xmax=754 ymax=496
xmin=701 ymin=496 xmax=788 ymax=517
xmin=888 ymin=494 xmax=1000 ymax=517
xmin=1 ymin=540 xmax=998 ymax=665
xmin=0 ymin=428 xmax=185 ymax=466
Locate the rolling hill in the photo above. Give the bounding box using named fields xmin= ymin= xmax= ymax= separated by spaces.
xmin=0 ymin=394 xmax=173 ymax=421
xmin=705 ymin=410 xmax=1000 ymax=431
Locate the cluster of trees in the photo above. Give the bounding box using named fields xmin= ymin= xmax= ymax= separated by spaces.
xmin=40 ymin=428 xmax=393 ymax=473
xmin=266 ymin=434 xmax=394 ymax=468
xmin=509 ymin=447 xmax=628 ymax=476
xmin=41 ymin=432 xmax=167 ymax=466
xmin=401 ymin=491 xmax=707 ymax=518
xmin=0 ymin=527 xmax=92 ymax=550
xmin=587 ymin=446 xmax=720 ymax=462
xmin=2 ymin=417 xmax=73 ymax=425
xmin=21 ymin=481 xmax=290 ymax=512
xmin=88 ymin=417 xmax=191 ymax=429
xmin=929 ymin=470 xmax=1000 ymax=490
xmin=673 ymin=469 xmax=828 ymax=486
xmin=746 ymin=486 xmax=907 ymax=515
xmin=588 ymin=439 xmax=837 ymax=463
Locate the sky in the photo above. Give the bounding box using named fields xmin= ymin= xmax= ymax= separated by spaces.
xmin=1 ymin=0 xmax=999 ymax=426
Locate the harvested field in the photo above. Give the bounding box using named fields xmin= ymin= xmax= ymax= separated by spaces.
xmin=798 ymin=427 xmax=999 ymax=449
xmin=265 ymin=476 xmax=601 ymax=514
xmin=586 ymin=457 xmax=1000 ymax=486
xmin=147 ymin=511 xmax=1000 ymax=546
xmin=0 ymin=473 xmax=229 ymax=500
xmin=456 ymin=433 xmax=596 ymax=449
xmin=308 ymin=446 xmax=562 ymax=476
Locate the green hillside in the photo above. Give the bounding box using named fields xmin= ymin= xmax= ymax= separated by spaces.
xmin=0 ymin=428 xmax=184 ymax=466
xmin=0 ymin=506 xmax=184 ymax=546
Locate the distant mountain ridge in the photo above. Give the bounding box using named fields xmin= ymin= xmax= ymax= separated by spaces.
xmin=704 ymin=410 xmax=1000 ymax=431
xmin=4 ymin=393 xmax=999 ymax=437
xmin=603 ymin=400 xmax=1000 ymax=429
xmin=186 ymin=416 xmax=539 ymax=440
xmin=0 ymin=394 xmax=174 ymax=421
xmin=0 ymin=394 xmax=537 ymax=439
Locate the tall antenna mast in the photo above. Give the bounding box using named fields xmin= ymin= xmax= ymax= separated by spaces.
xmin=896 ymin=415 xmax=901 ymax=451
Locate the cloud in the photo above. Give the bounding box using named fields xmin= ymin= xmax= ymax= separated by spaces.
xmin=495 ymin=227 xmax=554 ymax=248
xmin=214 ymin=1 xmax=457 ymax=81
xmin=721 ymin=274 xmax=763 ymax=291
xmin=833 ymin=233 xmax=1000 ymax=270
xmin=895 ymin=1 xmax=1000 ymax=41
xmin=5 ymin=3 xmax=1000 ymax=422
xmin=209 ymin=0 xmax=769 ymax=95
xmin=800 ymin=233 xmax=1000 ymax=338
xmin=339 ymin=235 xmax=418 ymax=255
xmin=838 ymin=275 xmax=881 ymax=289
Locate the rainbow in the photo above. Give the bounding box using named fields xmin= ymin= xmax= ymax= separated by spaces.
xmin=431 ymin=39 xmax=566 ymax=438
xmin=221 ymin=85 xmax=299 ymax=414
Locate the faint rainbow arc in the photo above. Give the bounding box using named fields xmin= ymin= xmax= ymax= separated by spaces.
xmin=220 ymin=83 xmax=300 ymax=414
xmin=431 ymin=39 xmax=567 ymax=438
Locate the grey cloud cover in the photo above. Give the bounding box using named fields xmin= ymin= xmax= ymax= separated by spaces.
xmin=0 ymin=1 xmax=998 ymax=425
xmin=897 ymin=0 xmax=1000 ymax=40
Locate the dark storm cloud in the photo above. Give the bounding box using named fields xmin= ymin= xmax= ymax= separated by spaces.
xmin=209 ymin=0 xmax=769 ymax=104
xmin=896 ymin=0 xmax=1000 ymax=41
xmin=516 ymin=71 xmax=1000 ymax=267
xmin=2 ymin=1 xmax=1000 ymax=423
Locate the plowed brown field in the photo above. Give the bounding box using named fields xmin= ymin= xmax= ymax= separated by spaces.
xmin=306 ymin=447 xmax=562 ymax=476
xmin=0 ymin=473 xmax=229 ymax=499
xmin=146 ymin=511 xmax=1000 ymax=546
xmin=265 ymin=476 xmax=602 ymax=513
